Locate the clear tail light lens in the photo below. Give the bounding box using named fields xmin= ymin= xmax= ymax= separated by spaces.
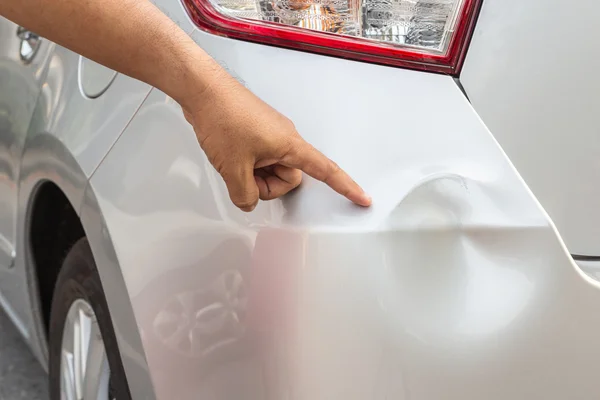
xmin=183 ymin=0 xmax=481 ymax=73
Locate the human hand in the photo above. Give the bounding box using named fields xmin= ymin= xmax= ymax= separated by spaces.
xmin=180 ymin=70 xmax=372 ymax=212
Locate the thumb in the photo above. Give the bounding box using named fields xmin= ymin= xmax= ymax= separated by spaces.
xmin=222 ymin=166 xmax=260 ymax=212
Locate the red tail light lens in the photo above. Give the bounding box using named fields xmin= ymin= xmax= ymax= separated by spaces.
xmin=183 ymin=0 xmax=481 ymax=74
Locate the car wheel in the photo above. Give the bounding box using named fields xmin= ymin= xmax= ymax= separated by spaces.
xmin=48 ymin=238 xmax=131 ymax=400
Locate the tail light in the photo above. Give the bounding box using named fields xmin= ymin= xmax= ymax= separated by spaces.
xmin=183 ymin=0 xmax=481 ymax=74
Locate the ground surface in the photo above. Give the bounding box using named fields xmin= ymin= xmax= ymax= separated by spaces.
xmin=0 ymin=309 xmax=48 ymax=400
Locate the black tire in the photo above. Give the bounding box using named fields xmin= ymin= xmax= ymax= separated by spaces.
xmin=48 ymin=238 xmax=131 ymax=400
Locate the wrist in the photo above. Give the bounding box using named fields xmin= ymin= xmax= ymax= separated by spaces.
xmin=170 ymin=47 xmax=224 ymax=112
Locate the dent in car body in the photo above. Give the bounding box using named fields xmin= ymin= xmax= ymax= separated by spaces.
xmin=88 ymin=30 xmax=600 ymax=399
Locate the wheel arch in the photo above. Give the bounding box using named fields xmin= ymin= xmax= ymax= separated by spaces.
xmin=19 ymin=132 xmax=89 ymax=367
xmin=20 ymin=133 xmax=155 ymax=399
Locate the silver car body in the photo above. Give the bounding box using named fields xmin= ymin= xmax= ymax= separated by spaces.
xmin=2 ymin=0 xmax=600 ymax=398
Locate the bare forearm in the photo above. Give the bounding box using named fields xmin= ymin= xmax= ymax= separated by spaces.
xmin=0 ymin=0 xmax=371 ymax=210
xmin=0 ymin=0 xmax=219 ymax=105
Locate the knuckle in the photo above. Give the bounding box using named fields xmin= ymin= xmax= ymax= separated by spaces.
xmin=330 ymin=162 xmax=341 ymax=174
xmin=281 ymin=116 xmax=297 ymax=132
xmin=283 ymin=138 xmax=299 ymax=158
xmin=281 ymin=138 xmax=303 ymax=162
xmin=222 ymin=169 xmax=258 ymax=211
xmin=208 ymin=150 xmax=227 ymax=174
xmin=323 ymin=161 xmax=341 ymax=183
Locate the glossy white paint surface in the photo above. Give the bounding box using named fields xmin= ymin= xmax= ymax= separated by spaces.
xmin=40 ymin=45 xmax=151 ymax=176
xmin=2 ymin=0 xmax=600 ymax=397
xmin=461 ymin=0 xmax=600 ymax=256
xmin=87 ymin=29 xmax=600 ymax=399
xmin=575 ymin=259 xmax=600 ymax=282
xmin=149 ymin=0 xmax=196 ymax=34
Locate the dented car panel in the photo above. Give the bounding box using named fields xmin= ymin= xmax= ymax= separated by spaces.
xmin=83 ymin=30 xmax=600 ymax=399
xmin=1 ymin=0 xmax=599 ymax=397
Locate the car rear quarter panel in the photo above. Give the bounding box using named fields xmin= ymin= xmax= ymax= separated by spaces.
xmin=88 ymin=28 xmax=600 ymax=399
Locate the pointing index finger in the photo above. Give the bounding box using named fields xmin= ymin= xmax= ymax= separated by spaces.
xmin=283 ymin=142 xmax=372 ymax=206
